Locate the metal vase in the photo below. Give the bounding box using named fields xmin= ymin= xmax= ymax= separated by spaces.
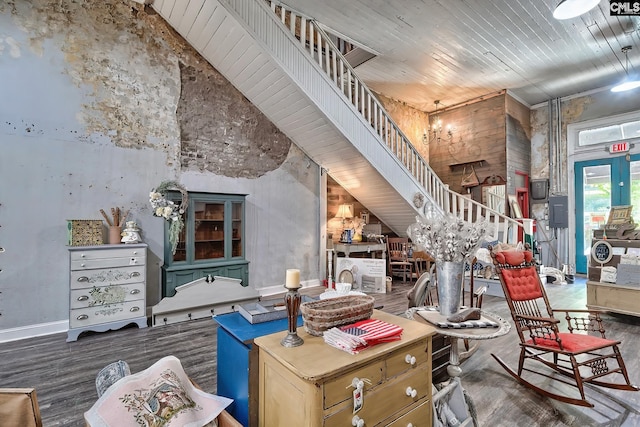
xmin=436 ymin=261 xmax=464 ymax=316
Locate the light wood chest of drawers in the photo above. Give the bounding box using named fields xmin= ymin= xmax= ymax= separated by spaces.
xmin=67 ymin=244 xmax=148 ymax=342
xmin=254 ymin=310 xmax=435 ymax=426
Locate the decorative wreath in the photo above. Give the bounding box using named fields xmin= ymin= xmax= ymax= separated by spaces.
xmin=149 ymin=180 xmax=188 ymax=255
xmin=413 ymin=192 xmax=425 ymax=208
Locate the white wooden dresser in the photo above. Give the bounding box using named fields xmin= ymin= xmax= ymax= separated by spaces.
xmin=254 ymin=310 xmax=435 ymax=426
xmin=67 ymin=244 xmax=148 ymax=342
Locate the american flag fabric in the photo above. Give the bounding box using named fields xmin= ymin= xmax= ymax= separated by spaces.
xmin=323 ymin=319 xmax=403 ymax=354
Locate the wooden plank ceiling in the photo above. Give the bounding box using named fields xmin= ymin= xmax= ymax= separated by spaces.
xmin=280 ymin=0 xmax=640 ymax=112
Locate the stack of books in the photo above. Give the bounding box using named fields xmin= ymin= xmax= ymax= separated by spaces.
xmin=323 ymin=318 xmax=403 ymax=354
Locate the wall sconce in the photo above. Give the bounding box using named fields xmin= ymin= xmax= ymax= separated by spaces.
xmin=422 ymin=100 xmax=454 ymax=145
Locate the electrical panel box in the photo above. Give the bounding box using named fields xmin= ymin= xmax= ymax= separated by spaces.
xmin=530 ymin=179 xmax=549 ymax=202
xmin=548 ymin=195 xmax=568 ymax=228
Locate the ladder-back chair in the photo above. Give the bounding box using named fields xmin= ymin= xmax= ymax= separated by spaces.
xmin=490 ymin=247 xmax=638 ymax=407
xmin=386 ymin=237 xmax=413 ymax=283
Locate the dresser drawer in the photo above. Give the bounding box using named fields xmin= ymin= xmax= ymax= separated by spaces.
xmin=71 ymin=255 xmax=146 ymax=271
xmin=70 ymin=247 xmax=146 ymax=261
xmin=323 ymin=360 xmax=384 ymax=409
xmin=386 ymin=398 xmax=431 ymax=427
xmin=69 ymin=300 xmax=145 ymax=328
xmin=70 ymin=265 xmax=146 ymax=289
xmin=324 ymin=366 xmax=430 ymax=427
xmin=70 ymin=283 xmax=145 ymax=309
xmin=386 ymin=339 xmax=430 ymax=379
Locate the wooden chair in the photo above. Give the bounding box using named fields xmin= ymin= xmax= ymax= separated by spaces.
xmin=490 ymin=247 xmax=639 ymax=407
xmin=386 ymin=237 xmax=413 ymax=283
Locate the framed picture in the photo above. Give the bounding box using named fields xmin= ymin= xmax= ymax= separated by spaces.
xmin=360 ymin=211 xmax=370 ymax=224
xmin=508 ymin=195 xmax=522 ymax=219
xmin=606 ymin=205 xmax=633 ymax=226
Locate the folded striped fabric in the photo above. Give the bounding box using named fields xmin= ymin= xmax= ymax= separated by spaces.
xmin=323 ymin=319 xmax=403 ymax=354
xmin=433 ymin=319 xmax=498 ymax=329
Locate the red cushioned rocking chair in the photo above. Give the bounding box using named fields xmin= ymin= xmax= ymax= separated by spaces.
xmin=490 ymin=248 xmax=638 ymax=407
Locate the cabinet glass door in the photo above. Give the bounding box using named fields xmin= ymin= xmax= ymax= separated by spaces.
xmin=231 ymin=201 xmax=243 ymax=258
xmin=194 ymin=201 xmax=225 ymax=261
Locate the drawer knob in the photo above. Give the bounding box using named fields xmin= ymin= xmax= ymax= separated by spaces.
xmin=77 ymin=276 xmax=89 ymax=282
xmin=405 ymin=386 xmax=418 ymax=398
xmin=77 ymin=295 xmax=89 ymax=301
xmin=130 ymin=258 xmax=137 ymax=264
xmin=130 ymin=289 xmax=141 ymax=295
xmin=130 ymin=306 xmax=140 ymax=312
xmin=407 ymin=424 xmax=414 ymax=427
xmin=351 ymin=415 xmax=365 ymax=427
xmin=405 ymin=354 xmax=417 ymax=365
xmin=76 ymin=314 xmax=89 ymax=321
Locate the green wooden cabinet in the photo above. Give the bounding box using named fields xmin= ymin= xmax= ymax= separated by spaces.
xmin=162 ymin=192 xmax=248 ymax=297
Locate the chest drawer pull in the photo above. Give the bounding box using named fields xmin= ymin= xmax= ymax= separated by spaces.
xmin=130 ymin=289 xmax=141 ymax=295
xmin=404 ymin=354 xmax=417 ymax=365
xmin=76 ymin=314 xmax=89 ymax=321
xmin=405 ymin=386 xmax=418 ymax=398
xmin=351 ymin=415 xmax=365 ymax=427
xmin=130 ymin=306 xmax=140 ymax=312
xmin=77 ymin=295 xmax=89 ymax=301
xmin=77 ymin=276 xmax=89 ymax=282
xmin=131 ymin=271 xmax=141 ymax=277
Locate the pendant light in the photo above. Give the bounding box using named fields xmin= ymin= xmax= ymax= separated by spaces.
xmin=611 ymin=46 xmax=640 ymax=93
xmin=553 ymin=0 xmax=600 ymax=20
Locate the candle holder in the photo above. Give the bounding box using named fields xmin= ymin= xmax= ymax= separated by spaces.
xmin=281 ymin=285 xmax=304 ymax=348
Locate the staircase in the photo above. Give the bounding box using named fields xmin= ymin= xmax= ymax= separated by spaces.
xmin=149 ymin=0 xmax=524 ymax=243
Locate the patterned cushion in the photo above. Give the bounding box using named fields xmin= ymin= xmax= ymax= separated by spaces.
xmin=85 ymin=356 xmax=231 ymax=427
xmin=95 ymin=360 xmax=131 ymax=398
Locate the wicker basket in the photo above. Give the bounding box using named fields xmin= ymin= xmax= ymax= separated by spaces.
xmin=300 ymin=295 xmax=375 ymax=336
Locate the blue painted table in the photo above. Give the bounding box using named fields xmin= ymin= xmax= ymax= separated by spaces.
xmin=215 ymin=311 xmax=303 ymax=427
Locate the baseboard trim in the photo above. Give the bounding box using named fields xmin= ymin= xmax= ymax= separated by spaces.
xmin=0 ymin=320 xmax=68 ymax=343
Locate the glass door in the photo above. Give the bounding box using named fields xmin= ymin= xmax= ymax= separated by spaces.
xmin=575 ymin=154 xmax=640 ymax=273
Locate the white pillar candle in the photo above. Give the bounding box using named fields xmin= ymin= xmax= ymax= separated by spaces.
xmin=285 ymin=268 xmax=301 ymax=288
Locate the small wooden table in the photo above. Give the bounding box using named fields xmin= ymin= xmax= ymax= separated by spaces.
xmin=333 ymin=242 xmax=386 ymax=265
xmin=406 ymin=307 xmax=510 ymax=426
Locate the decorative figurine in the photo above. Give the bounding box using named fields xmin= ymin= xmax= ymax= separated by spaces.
xmin=121 ymin=221 xmax=142 ymax=244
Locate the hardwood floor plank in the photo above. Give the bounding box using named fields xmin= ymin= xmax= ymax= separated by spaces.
xmin=1 ymin=276 xmax=638 ymax=426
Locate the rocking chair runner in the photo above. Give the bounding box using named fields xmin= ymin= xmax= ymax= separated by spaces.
xmin=490 ymin=248 xmax=638 ymax=407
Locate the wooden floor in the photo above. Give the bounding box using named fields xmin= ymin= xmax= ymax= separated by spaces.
xmin=1 ymin=277 xmax=639 ymax=426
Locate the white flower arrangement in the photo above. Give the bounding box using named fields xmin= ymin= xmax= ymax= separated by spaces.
xmin=149 ymin=181 xmax=188 ymax=255
xmin=407 ymin=208 xmax=489 ymax=263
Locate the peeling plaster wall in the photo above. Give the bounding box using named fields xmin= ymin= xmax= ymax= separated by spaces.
xmin=0 ymin=0 xmax=320 ymax=337
xmin=376 ymin=93 xmax=430 ymax=161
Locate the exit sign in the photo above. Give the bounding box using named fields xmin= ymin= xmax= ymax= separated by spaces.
xmin=609 ymin=142 xmax=630 ymax=153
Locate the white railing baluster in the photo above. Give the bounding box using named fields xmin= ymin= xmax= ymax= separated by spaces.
xmin=260 ymin=0 xmax=524 ymax=244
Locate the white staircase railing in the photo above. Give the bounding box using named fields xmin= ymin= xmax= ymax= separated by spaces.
xmin=266 ymin=1 xmax=524 ymax=244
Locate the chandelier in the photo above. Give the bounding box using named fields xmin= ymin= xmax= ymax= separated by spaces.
xmin=422 ymin=100 xmax=453 ymax=145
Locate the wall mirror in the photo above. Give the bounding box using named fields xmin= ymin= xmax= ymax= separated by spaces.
xmin=481 ymin=175 xmax=507 ymax=214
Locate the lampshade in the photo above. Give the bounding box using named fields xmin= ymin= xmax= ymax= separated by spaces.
xmin=611 ymin=46 xmax=640 ymax=93
xmin=552 ymin=0 xmax=600 ymax=20
xmin=335 ymin=204 xmax=354 ymax=219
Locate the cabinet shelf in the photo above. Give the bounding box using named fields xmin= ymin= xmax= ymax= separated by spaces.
xmin=162 ymin=192 xmax=248 ymax=297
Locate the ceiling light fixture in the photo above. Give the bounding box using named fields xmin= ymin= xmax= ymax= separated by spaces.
xmin=611 ymin=46 xmax=640 ymax=92
xmin=553 ymin=0 xmax=600 ymax=20
xmin=422 ymin=100 xmax=453 ymax=145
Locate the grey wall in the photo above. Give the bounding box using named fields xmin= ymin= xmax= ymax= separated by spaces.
xmin=0 ymin=0 xmax=320 ymax=338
